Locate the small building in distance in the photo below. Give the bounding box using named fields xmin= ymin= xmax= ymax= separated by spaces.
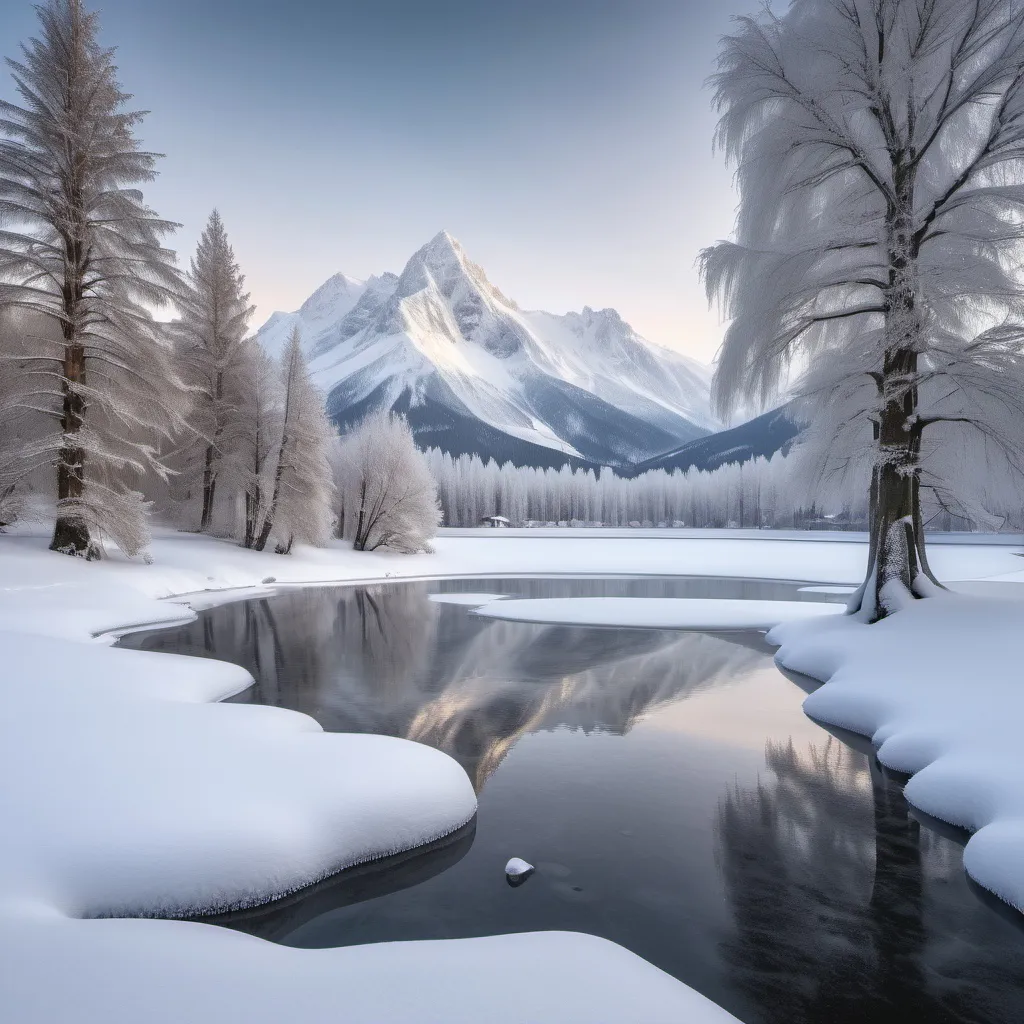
xmin=480 ymin=515 xmax=511 ymax=528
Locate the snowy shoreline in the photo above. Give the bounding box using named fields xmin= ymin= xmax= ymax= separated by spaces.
xmin=3 ymin=527 xmax=1023 ymax=1021
xmin=0 ymin=527 xmax=752 ymax=1023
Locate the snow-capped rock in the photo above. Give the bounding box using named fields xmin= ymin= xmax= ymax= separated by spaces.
xmin=255 ymin=232 xmax=716 ymax=470
xmin=505 ymin=857 xmax=535 ymax=885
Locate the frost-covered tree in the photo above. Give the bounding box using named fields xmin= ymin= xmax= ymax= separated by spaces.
xmin=236 ymin=342 xmax=281 ymax=550
xmin=0 ymin=0 xmax=183 ymax=557
xmin=174 ymin=210 xmax=254 ymax=532
xmin=0 ymin=308 xmax=50 ymax=526
xmin=334 ymin=411 xmax=441 ymax=552
xmin=703 ymin=0 xmax=1024 ymax=618
xmin=256 ymin=326 xmax=334 ymax=553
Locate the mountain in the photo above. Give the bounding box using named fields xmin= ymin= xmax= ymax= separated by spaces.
xmin=255 ymin=231 xmax=716 ymax=469
xmin=631 ymin=406 xmax=802 ymax=476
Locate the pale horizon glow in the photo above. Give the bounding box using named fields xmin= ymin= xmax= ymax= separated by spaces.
xmin=0 ymin=0 xmax=758 ymax=363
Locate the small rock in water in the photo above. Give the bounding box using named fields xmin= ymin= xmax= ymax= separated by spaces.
xmin=505 ymin=857 xmax=534 ymax=887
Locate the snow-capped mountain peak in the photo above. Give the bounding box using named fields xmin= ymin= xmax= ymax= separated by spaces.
xmin=255 ymin=232 xmax=716 ymax=469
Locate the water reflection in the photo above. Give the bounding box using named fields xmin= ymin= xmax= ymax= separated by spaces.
xmin=137 ymin=578 xmax=771 ymax=791
xmin=122 ymin=578 xmax=1024 ymax=1024
xmin=718 ymin=736 xmax=1022 ymax=1023
xmin=198 ymin=820 xmax=477 ymax=944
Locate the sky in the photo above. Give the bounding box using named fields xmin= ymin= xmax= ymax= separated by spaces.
xmin=0 ymin=0 xmax=757 ymax=363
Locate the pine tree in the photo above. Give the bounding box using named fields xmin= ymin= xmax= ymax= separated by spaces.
xmin=0 ymin=0 xmax=183 ymax=557
xmin=174 ymin=210 xmax=254 ymax=532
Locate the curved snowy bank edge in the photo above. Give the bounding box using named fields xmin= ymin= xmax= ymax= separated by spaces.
xmin=473 ymin=596 xmax=844 ymax=630
xmin=768 ymin=595 xmax=1024 ymax=912
xmin=0 ymin=531 xmax=743 ymax=1023
xmin=1 ymin=630 xmax=479 ymax=921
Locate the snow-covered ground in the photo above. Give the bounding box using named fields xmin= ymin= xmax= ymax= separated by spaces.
xmin=770 ymin=596 xmax=1024 ymax=912
xmin=0 ymin=526 xmax=751 ymax=1023
xmin=474 ymin=596 xmax=844 ymax=630
xmin=3 ymin=524 xmax=1024 ymax=1022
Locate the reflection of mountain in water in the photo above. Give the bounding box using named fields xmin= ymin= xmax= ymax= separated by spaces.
xmin=717 ymin=736 xmax=1024 ymax=1023
xmin=134 ymin=581 xmax=766 ymax=791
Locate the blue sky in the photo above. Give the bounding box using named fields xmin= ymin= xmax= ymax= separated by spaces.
xmin=0 ymin=0 xmax=756 ymax=361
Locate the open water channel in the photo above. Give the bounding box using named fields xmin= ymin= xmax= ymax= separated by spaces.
xmin=121 ymin=576 xmax=1024 ymax=1024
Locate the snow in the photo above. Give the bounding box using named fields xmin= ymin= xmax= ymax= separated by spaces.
xmin=428 ymin=592 xmax=508 ymax=606
xmin=798 ymin=584 xmax=858 ymax=595
xmin=474 ymin=597 xmax=843 ymax=630
xmin=505 ymin=857 xmax=535 ymax=878
xmin=256 ymin=272 xmax=368 ymax=360
xmin=0 ymin=526 xmax=755 ymax=1023
xmin=4 ymin=924 xmax=740 ymax=1024
xmin=4 ymin=525 xmax=1024 ymax=1020
xmin=254 ymin=231 xmax=714 ymax=464
xmin=769 ymin=594 xmax=1024 ymax=911
xmin=0 ymin=629 xmax=477 ymax=922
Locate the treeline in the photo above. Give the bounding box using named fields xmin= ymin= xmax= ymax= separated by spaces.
xmin=426 ymin=449 xmax=845 ymax=528
xmin=426 ymin=448 xmax=1020 ymax=532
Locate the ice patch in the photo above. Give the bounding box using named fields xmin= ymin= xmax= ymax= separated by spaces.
xmin=474 ymin=597 xmax=844 ymax=630
xmin=428 ymin=592 xmax=508 ymax=606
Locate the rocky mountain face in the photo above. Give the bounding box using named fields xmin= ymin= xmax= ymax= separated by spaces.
xmin=255 ymin=231 xmax=717 ymax=470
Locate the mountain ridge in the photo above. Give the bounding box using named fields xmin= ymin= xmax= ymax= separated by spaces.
xmin=255 ymin=230 xmax=717 ymax=470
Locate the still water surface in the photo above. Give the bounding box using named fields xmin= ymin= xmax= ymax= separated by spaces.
xmin=122 ymin=577 xmax=1024 ymax=1024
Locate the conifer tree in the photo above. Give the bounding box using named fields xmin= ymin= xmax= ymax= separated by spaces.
xmin=175 ymin=210 xmax=254 ymax=532
xmin=0 ymin=0 xmax=183 ymax=557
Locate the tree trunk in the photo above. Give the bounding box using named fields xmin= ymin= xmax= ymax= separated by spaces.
xmin=353 ymin=480 xmax=368 ymax=551
xmin=849 ymin=168 xmax=942 ymax=620
xmin=50 ymin=339 xmax=96 ymax=558
xmin=200 ymin=443 xmax=217 ymax=532
xmin=253 ymin=452 xmax=286 ymax=552
xmin=244 ymin=485 xmax=260 ymax=549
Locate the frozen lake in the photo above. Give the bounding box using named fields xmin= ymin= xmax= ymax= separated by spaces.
xmin=123 ymin=577 xmax=1024 ymax=1024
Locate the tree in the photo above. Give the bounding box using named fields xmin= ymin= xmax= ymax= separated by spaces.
xmin=236 ymin=343 xmax=281 ymax=550
xmin=703 ymin=0 xmax=1024 ymax=618
xmin=334 ymin=411 xmax=440 ymax=552
xmin=0 ymin=0 xmax=183 ymax=557
xmin=174 ymin=210 xmax=254 ymax=532
xmin=0 ymin=307 xmax=49 ymax=526
xmin=256 ymin=325 xmax=334 ymax=554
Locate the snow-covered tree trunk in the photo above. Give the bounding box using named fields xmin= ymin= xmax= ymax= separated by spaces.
xmin=861 ymin=163 xmax=941 ymax=615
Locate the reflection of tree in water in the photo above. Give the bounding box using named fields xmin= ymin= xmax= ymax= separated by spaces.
xmin=717 ymin=737 xmax=1022 ymax=1024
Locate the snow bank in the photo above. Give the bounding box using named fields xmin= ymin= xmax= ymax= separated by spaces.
xmin=474 ymin=596 xmax=844 ymax=630
xmin=0 ymin=630 xmax=477 ymax=919
xmin=3 ymin=922 xmax=740 ymax=1024
xmin=0 ymin=529 xmax=746 ymax=1022
xmin=427 ymin=592 xmax=508 ymax=606
xmin=770 ymin=594 xmax=1024 ymax=910
xmin=3 ymin=526 xmax=1022 ymax=642
xmin=798 ymin=584 xmax=858 ymax=595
